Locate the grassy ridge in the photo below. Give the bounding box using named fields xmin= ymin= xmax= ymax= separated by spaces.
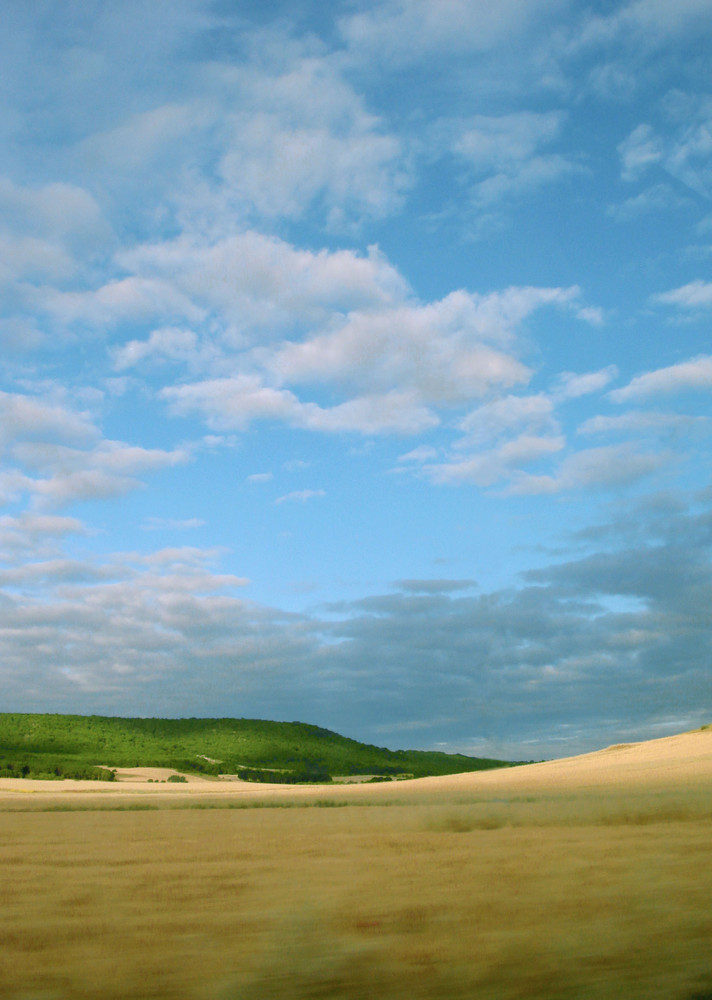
xmin=0 ymin=713 xmax=514 ymax=782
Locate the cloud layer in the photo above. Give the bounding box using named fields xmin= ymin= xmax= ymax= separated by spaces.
xmin=1 ymin=1 xmax=711 ymax=756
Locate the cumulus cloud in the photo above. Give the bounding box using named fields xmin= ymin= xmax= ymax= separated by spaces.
xmin=114 ymin=234 xmax=408 ymax=340
xmin=449 ymin=111 xmax=578 ymax=206
xmin=0 ymin=177 xmax=111 ymax=252
xmin=213 ymin=56 xmax=409 ymax=227
xmin=553 ymin=366 xmax=619 ymax=399
xmin=0 ymin=513 xmax=87 ymax=563
xmin=162 ymin=377 xmax=439 ymax=436
xmin=340 ymin=0 xmax=567 ymax=67
xmin=114 ymin=228 xmax=588 ymax=439
xmin=573 ymin=0 xmax=712 ymax=57
xmin=607 ymin=183 xmax=690 ymax=221
xmin=508 ymin=443 xmax=668 ymax=494
xmin=610 ymin=355 xmax=712 ymax=401
xmin=40 ymin=276 xmax=205 ymax=332
xmin=262 ymin=284 xmax=583 ymax=416
xmin=403 ymin=364 xmax=623 ymax=489
xmin=0 ymin=390 xmax=97 ymax=452
xmin=112 ymin=326 xmax=199 ymax=371
xmin=455 ymin=395 xmax=558 ymax=447
xmin=266 ymin=291 xmax=533 ymax=404
xmin=0 ymin=389 xmax=190 ymax=511
xmin=653 ymin=281 xmax=712 ymax=310
xmin=424 ymin=434 xmax=565 ymax=487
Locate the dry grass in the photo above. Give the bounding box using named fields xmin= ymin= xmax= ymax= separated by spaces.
xmin=2 ymin=728 xmax=712 ymax=999
xmin=1 ymin=784 xmax=711 ymax=1000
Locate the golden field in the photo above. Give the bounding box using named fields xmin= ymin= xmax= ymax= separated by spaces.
xmin=1 ymin=727 xmax=711 ymax=1000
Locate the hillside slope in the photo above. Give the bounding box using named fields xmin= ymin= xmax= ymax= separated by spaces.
xmin=0 ymin=713 xmax=514 ymax=782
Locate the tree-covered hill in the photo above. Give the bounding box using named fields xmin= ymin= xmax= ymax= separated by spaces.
xmin=0 ymin=713 xmax=516 ymax=782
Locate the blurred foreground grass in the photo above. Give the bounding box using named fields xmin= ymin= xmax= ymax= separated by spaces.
xmin=1 ymin=783 xmax=711 ymax=1000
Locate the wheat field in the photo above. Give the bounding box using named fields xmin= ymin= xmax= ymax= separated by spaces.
xmin=1 ymin=728 xmax=711 ymax=1000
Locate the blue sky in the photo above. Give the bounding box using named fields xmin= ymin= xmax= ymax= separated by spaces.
xmin=1 ymin=0 xmax=711 ymax=758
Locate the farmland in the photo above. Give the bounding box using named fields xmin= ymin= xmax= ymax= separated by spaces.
xmin=0 ymin=726 xmax=710 ymax=999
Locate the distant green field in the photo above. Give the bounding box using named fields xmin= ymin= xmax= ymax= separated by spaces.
xmin=0 ymin=713 xmax=515 ymax=782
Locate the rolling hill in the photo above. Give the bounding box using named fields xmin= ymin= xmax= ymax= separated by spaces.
xmin=0 ymin=713 xmax=515 ymax=782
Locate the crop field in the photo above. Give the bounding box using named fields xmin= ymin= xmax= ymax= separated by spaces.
xmin=1 ymin=744 xmax=712 ymax=1000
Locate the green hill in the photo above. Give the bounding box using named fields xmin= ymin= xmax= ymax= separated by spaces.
xmin=0 ymin=713 xmax=516 ymax=783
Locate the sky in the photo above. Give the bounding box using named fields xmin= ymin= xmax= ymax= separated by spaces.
xmin=1 ymin=0 xmax=711 ymax=760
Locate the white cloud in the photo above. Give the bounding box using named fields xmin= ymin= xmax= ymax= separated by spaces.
xmin=618 ymin=97 xmax=712 ymax=199
xmin=27 ymin=468 xmax=145 ymax=507
xmin=162 ymin=376 xmax=304 ymax=431
xmin=165 ymin=283 xmax=555 ymax=431
xmin=618 ymin=124 xmax=663 ymax=181
xmin=653 ymin=281 xmax=712 ymax=310
xmin=554 ymin=366 xmax=619 ymax=399
xmin=340 ymin=0 xmax=566 ymax=65
xmin=0 ymin=317 xmax=45 ymax=353
xmin=116 ymin=234 xmax=408 ymax=341
xmin=275 ymin=489 xmax=325 ymax=505
xmin=574 ymin=0 xmax=712 ymax=54
xmin=16 ymin=438 xmax=189 ymax=511
xmin=179 ymin=55 xmax=411 ymax=230
xmin=112 ymin=326 xmax=199 ymax=371
xmin=0 ymin=389 xmax=190 ymax=511
xmin=424 ymin=434 xmax=565 ymax=487
xmin=162 ymin=377 xmax=439 ymax=436
xmin=456 ymin=394 xmax=558 ymax=447
xmin=266 ymin=285 xmax=582 ymax=408
xmin=0 ymin=232 xmax=77 ymax=286
xmin=218 ymin=111 xmax=406 ymax=228
xmin=578 ymin=411 xmax=705 ymax=435
xmin=508 ymin=444 xmax=667 ymax=494
xmin=0 ymin=178 xmax=113 ymax=314
xmin=454 ymin=112 xmax=564 ymax=167
xmin=397 ymin=365 xmax=618 ymax=487
xmin=607 ymin=183 xmax=690 ymax=221
xmin=397 ymin=445 xmax=439 ymax=464
xmin=0 ymin=391 xmax=97 ymax=452
xmin=610 ymin=355 xmax=712 ymax=401
xmin=0 ymin=513 xmax=87 ymax=562
xmin=0 ymin=177 xmax=111 ymax=250
xmin=40 ymin=276 xmax=205 ymax=331
xmin=305 ymin=391 xmax=439 ymax=435
xmin=267 ymin=294 xmax=531 ymax=404
xmin=126 ymin=227 xmax=589 ymax=438
xmin=450 ymin=111 xmax=578 ymax=206
xmin=12 ymin=440 xmax=188 ymax=478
